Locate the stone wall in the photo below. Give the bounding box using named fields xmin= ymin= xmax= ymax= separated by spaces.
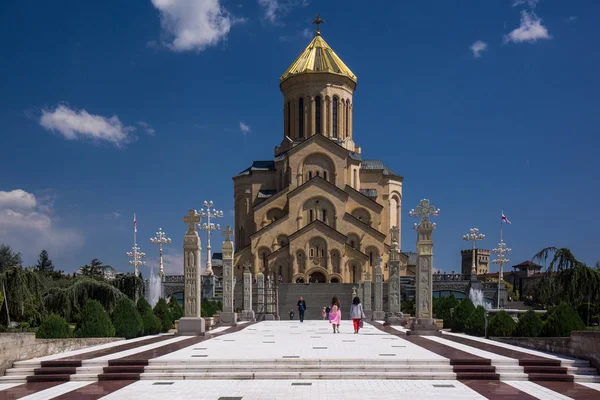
xmin=494 ymin=331 xmax=600 ymax=371
xmin=0 ymin=333 xmax=122 ymax=375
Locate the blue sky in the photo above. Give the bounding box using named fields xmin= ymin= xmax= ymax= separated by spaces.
xmin=1 ymin=0 xmax=599 ymax=275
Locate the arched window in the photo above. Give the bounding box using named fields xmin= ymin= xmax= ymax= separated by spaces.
xmin=309 ymin=209 xmax=314 ymax=222
xmin=298 ymin=97 xmax=305 ymax=138
xmin=322 ymin=209 xmax=327 ymax=223
xmin=323 ymin=171 xmax=327 ymax=181
xmin=345 ymin=102 xmax=349 ymax=138
xmin=350 ymin=240 xmax=355 ymax=249
xmin=308 ymin=171 xmax=313 ymax=180
xmin=369 ymin=252 xmax=373 ymax=267
xmin=287 ymin=102 xmax=291 ymax=136
xmin=316 ymin=171 xmax=320 ymax=177
xmin=332 ymin=96 xmax=338 ymax=138
xmin=315 ymin=96 xmax=322 ymax=135
xmin=310 ymin=248 xmax=314 ymax=257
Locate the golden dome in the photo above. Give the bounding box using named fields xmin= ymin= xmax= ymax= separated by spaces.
xmin=280 ymin=34 xmax=357 ymax=84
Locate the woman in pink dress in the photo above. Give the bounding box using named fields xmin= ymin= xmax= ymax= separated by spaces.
xmin=329 ymin=296 xmax=341 ymax=333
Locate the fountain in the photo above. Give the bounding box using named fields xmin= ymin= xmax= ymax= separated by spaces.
xmin=469 ymin=288 xmax=491 ymax=310
xmin=147 ymin=267 xmax=162 ymax=307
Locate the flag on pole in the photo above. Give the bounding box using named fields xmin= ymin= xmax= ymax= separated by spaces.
xmin=134 ymin=213 xmax=137 ymax=232
xmin=501 ymin=212 xmax=511 ymax=224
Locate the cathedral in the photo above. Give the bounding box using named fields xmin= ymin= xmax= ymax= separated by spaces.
xmin=233 ymin=19 xmax=407 ymax=284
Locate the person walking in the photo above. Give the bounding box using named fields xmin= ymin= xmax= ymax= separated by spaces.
xmin=289 ymin=309 xmax=295 ymax=320
xmin=297 ymin=296 xmax=306 ymax=323
xmin=329 ymin=296 xmax=341 ymax=333
xmin=349 ymin=296 xmax=365 ymax=334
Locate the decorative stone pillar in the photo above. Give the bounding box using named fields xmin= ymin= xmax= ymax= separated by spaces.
xmin=241 ymin=262 xmax=255 ymax=321
xmin=362 ymin=270 xmax=372 ymax=320
xmin=264 ymin=274 xmax=276 ymax=320
xmin=385 ymin=226 xmax=403 ymax=325
xmin=352 ymin=285 xmax=357 ymax=299
xmin=179 ymin=210 xmax=205 ymax=335
xmin=408 ymin=199 xmax=441 ymax=336
xmin=372 ymin=258 xmax=385 ymax=320
xmin=257 ymin=272 xmax=265 ymax=316
xmin=219 ymin=226 xmax=237 ymax=326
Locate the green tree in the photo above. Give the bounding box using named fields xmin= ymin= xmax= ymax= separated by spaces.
xmin=74 ymin=300 xmax=115 ymax=338
xmin=168 ymin=296 xmax=183 ymax=321
xmin=465 ymin=306 xmax=486 ymax=336
xmin=35 ymin=250 xmax=54 ymax=273
xmin=577 ymin=303 xmax=598 ymax=327
xmin=434 ymin=294 xmax=459 ymax=329
xmin=0 ymin=244 xmax=22 ymax=272
xmin=137 ymin=297 xmax=152 ymax=314
xmin=451 ymin=298 xmax=475 ymax=332
xmin=0 ymin=266 xmax=46 ymax=326
xmin=111 ymin=298 xmax=143 ymax=339
xmin=112 ymin=274 xmax=145 ymax=301
xmin=513 ymin=310 xmax=543 ymax=337
xmin=488 ymin=310 xmax=516 ymax=337
xmin=533 ymin=247 xmax=600 ymax=306
xmin=542 ymin=302 xmax=586 ymax=337
xmin=78 ymin=259 xmax=114 ymax=280
xmin=153 ymin=298 xmax=172 ymax=332
xmin=36 ymin=314 xmax=71 ymax=339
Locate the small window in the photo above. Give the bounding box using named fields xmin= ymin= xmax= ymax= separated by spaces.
xmin=350 ymin=240 xmax=355 ymax=249
xmin=322 ymin=209 xmax=327 ymax=222
xmin=345 ymin=102 xmax=349 ymax=137
xmin=309 ymin=209 xmax=314 ymax=222
xmin=308 ymin=171 xmax=313 ymax=180
xmin=310 ymin=248 xmax=314 ymax=257
xmin=369 ymin=252 xmax=373 ymax=267
xmin=323 ymin=171 xmax=327 ymax=181
xmin=316 ymin=171 xmax=320 ymax=177
xmin=315 ymin=96 xmax=322 ymax=135
xmin=332 ymin=97 xmax=338 ymax=138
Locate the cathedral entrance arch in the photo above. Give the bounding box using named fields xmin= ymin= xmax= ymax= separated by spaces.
xmin=308 ymin=269 xmax=327 ymax=284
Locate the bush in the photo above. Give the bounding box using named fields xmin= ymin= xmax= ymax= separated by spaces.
xmin=435 ymin=294 xmax=459 ymax=329
xmin=137 ymin=297 xmax=152 ymax=314
xmin=513 ymin=310 xmax=543 ymax=337
xmin=140 ymin=310 xmax=162 ymax=335
xmin=201 ymin=298 xmax=222 ymax=318
xmin=577 ymin=303 xmax=598 ymax=326
xmin=36 ymin=314 xmax=71 ymax=339
xmin=542 ymin=302 xmax=586 ymax=337
xmin=111 ymin=298 xmax=143 ymax=339
xmin=74 ymin=300 xmax=115 ymax=338
xmin=488 ymin=310 xmax=516 ymax=337
xmin=451 ymin=298 xmax=475 ymax=332
xmin=153 ymin=298 xmax=172 ymax=332
xmin=168 ymin=296 xmax=184 ymax=321
xmin=465 ymin=306 xmax=486 ymax=336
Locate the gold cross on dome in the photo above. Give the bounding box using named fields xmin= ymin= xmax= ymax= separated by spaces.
xmin=312 ymin=14 xmax=324 ymax=36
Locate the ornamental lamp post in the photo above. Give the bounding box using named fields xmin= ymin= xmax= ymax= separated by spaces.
xmin=198 ymin=200 xmax=224 ymax=276
xmin=127 ymin=245 xmax=146 ymax=277
xmin=462 ymin=228 xmax=485 ymax=280
xmin=150 ymin=228 xmax=172 ymax=278
xmin=492 ymin=240 xmax=511 ymax=309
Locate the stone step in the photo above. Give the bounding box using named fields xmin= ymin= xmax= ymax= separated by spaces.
xmin=453 ymin=365 xmax=495 ymax=373
xmin=108 ymin=359 xmax=149 ymax=367
xmin=5 ymin=368 xmax=34 ymax=376
xmin=40 ymin=360 xmax=82 ymax=368
xmin=26 ymin=374 xmax=71 ymax=382
xmin=567 ymin=367 xmax=599 ymax=375
xmin=0 ymin=375 xmax=27 ymax=383
xmin=523 ymin=365 xmax=568 ymax=374
xmin=140 ymin=371 xmax=458 ymax=380
xmin=98 ymin=373 xmax=141 ymax=381
xmin=573 ymin=375 xmax=600 ymax=383
xmin=497 ymin=372 xmax=529 ymax=381
xmin=450 ymin=359 xmax=491 ymax=366
xmin=103 ymin=365 xmax=146 ymax=374
xmin=528 ymin=373 xmax=573 ymax=382
xmin=148 ymin=359 xmax=450 ymax=366
xmin=455 ymin=372 xmax=499 ymax=380
xmin=33 ymin=367 xmax=77 ymax=375
xmin=144 ymin=365 xmax=454 ymax=373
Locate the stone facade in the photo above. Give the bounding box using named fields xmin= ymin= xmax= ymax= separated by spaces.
xmin=232 ymin=30 xmax=406 ymax=286
xmin=219 ymin=227 xmax=237 ymax=325
xmin=179 ymin=210 xmax=205 ymax=335
xmin=461 ymin=249 xmax=491 ymax=275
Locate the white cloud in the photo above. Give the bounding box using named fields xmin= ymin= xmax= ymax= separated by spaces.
xmin=470 ymin=40 xmax=488 ymax=58
xmin=258 ymin=0 xmax=308 ymax=24
xmin=505 ymin=10 xmax=551 ymax=43
xmin=0 ymin=189 xmax=83 ymax=264
xmin=104 ymin=211 xmax=121 ymax=218
xmin=513 ymin=0 xmax=539 ymax=8
xmin=150 ymin=0 xmax=240 ymax=52
xmin=40 ymin=104 xmax=135 ymax=148
xmin=567 ymin=16 xmax=577 ymax=22
xmin=239 ymin=122 xmax=251 ymax=134
xmin=137 ymin=121 xmax=155 ymax=136
xmin=0 ymin=189 xmax=37 ymax=209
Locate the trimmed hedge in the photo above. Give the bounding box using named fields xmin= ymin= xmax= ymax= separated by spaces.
xmin=542 ymin=302 xmax=586 ymax=337
xmin=137 ymin=297 xmax=152 ymax=315
xmin=513 ymin=310 xmax=543 ymax=337
xmin=111 ymin=298 xmax=143 ymax=339
xmin=75 ymin=299 xmax=115 ymax=338
xmin=36 ymin=314 xmax=71 ymax=339
xmin=451 ymin=298 xmax=475 ymax=332
xmin=168 ymin=296 xmax=184 ymax=321
xmin=488 ymin=310 xmax=516 ymax=337
xmin=465 ymin=306 xmax=486 ymax=337
xmin=141 ymin=309 xmax=162 ymax=335
xmin=153 ymin=298 xmax=172 ymax=332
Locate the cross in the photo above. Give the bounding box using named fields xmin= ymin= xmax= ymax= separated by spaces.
xmin=409 ymin=199 xmax=440 ymax=223
xmin=312 ymin=13 xmax=324 ymax=36
xmin=243 ymin=261 xmax=251 ymax=271
xmin=222 ymin=225 xmax=233 ymax=243
xmin=390 ymin=226 xmax=400 ymax=244
xmin=183 ymin=210 xmax=200 ymax=233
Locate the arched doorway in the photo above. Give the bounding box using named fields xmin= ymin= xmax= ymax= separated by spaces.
xmin=309 ymin=270 xmax=326 ymax=283
xmin=330 ymin=277 xmax=340 ymax=283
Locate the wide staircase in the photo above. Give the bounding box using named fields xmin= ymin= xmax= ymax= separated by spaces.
xmin=278 ymin=283 xmax=355 ymax=320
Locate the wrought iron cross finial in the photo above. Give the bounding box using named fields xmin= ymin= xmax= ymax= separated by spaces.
xmin=409 ymin=199 xmax=440 ymax=224
xmin=223 ymin=225 xmax=234 ymax=242
xmin=312 ymin=14 xmax=324 ymax=36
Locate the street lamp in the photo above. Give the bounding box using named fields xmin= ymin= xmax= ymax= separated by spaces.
xmin=150 ymin=228 xmax=172 ymax=278
xmin=463 ymin=228 xmax=485 ymax=279
xmin=198 ymin=200 xmax=223 ymax=276
xmin=127 ymin=245 xmax=146 ymax=277
xmin=492 ymin=240 xmax=511 ymax=309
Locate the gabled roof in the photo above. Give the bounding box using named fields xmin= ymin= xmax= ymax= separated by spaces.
xmin=344 ymin=184 xmax=383 ymax=212
xmin=280 ymin=34 xmax=357 ymax=84
xmin=253 ymin=187 xmax=289 ymax=211
xmin=343 ymin=212 xmax=387 ymax=241
xmin=284 ymin=131 xmax=351 ymax=159
xmin=249 ymin=214 xmax=290 ymax=240
xmin=288 ymin=220 xmax=347 ymax=244
xmin=235 ymin=161 xmax=275 ymax=178
xmin=288 ymin=175 xmax=348 ymax=201
xmin=345 ymin=243 xmax=369 ymax=261
xmin=513 ymin=260 xmax=543 ymax=269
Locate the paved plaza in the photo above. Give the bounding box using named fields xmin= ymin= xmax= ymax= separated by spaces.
xmin=0 ymin=321 xmax=599 ymax=399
